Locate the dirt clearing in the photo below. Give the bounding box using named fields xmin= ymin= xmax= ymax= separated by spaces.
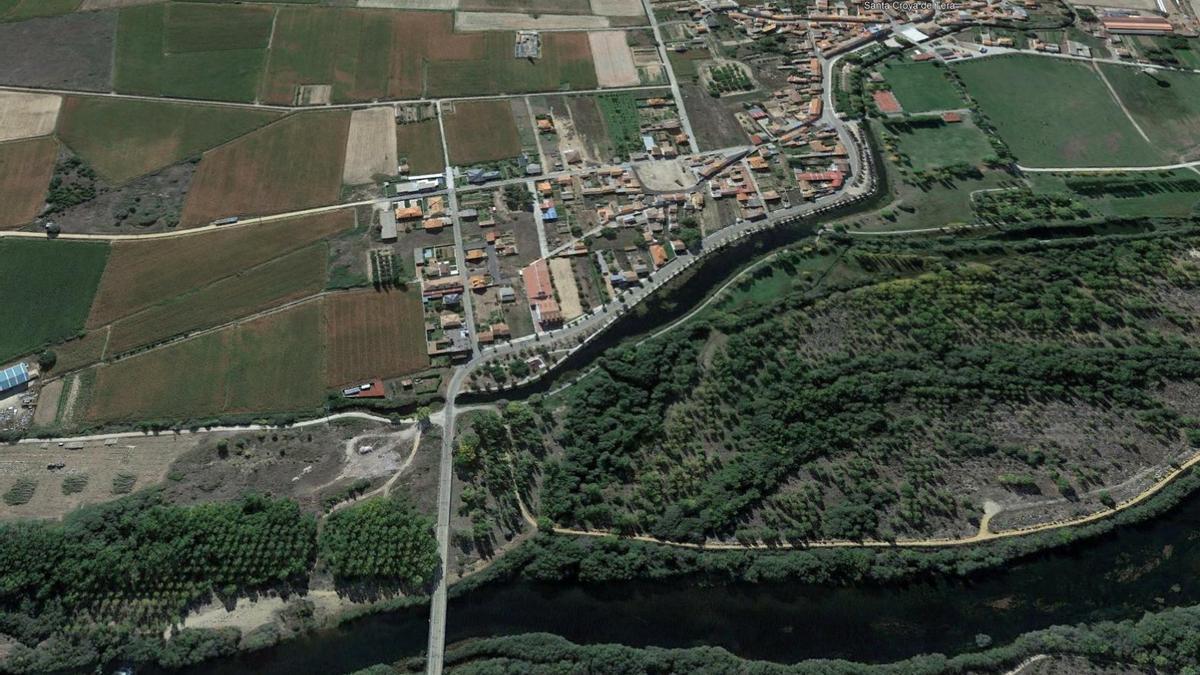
xmin=32 ymin=380 xmax=63 ymax=428
xmin=454 ymin=12 xmax=610 ymax=30
xmin=590 ymin=0 xmax=645 ymax=16
xmin=636 ymin=158 xmax=692 ymax=190
xmin=589 ymin=31 xmax=638 ymax=87
xmin=549 ymin=256 xmax=584 ymax=320
xmin=0 ymin=435 xmax=201 ymax=521
xmin=0 ymin=137 xmax=58 ymax=229
xmin=0 ymin=92 xmax=61 ymax=143
xmin=343 ymin=107 xmax=399 ymax=186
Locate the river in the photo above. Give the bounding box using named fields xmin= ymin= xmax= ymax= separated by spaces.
xmin=175 ymin=488 xmax=1200 ymax=674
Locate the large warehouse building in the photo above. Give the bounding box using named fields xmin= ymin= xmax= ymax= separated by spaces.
xmin=0 ymin=362 xmax=30 ymax=397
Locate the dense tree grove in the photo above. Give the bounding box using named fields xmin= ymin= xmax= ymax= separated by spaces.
xmin=540 ymin=227 xmax=1200 ymax=542
xmin=0 ymin=490 xmax=315 ymax=636
xmin=319 ymin=495 xmax=438 ymax=588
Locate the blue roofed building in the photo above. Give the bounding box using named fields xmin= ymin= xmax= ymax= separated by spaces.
xmin=0 ymin=363 xmax=30 ymax=396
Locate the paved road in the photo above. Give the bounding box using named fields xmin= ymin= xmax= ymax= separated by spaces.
xmin=436 ymin=100 xmax=480 ymax=360
xmin=640 ymin=0 xmax=699 ymax=154
xmin=424 ymin=364 xmax=469 ymax=675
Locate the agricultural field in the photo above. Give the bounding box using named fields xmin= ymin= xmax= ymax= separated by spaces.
xmin=0 ymin=0 xmax=81 ymax=21
xmin=0 ymin=91 xmax=62 ymax=143
xmin=181 ymin=111 xmax=350 ymax=226
xmin=0 ymin=10 xmax=116 ymax=92
xmin=444 ymin=100 xmax=522 ymax=165
xmin=84 ymin=302 xmax=325 ymax=424
xmin=324 ymin=288 xmax=429 ymax=387
xmin=1097 ymin=64 xmax=1200 ymax=163
xmin=88 ymin=210 xmax=352 ymax=327
xmin=883 ymin=119 xmax=996 ymax=171
xmin=114 ymin=3 xmax=273 ymax=102
xmin=427 ymin=31 xmax=596 ymax=97
xmin=0 ymin=137 xmax=58 ymax=229
xmin=881 ymin=61 xmax=964 ymax=113
xmin=263 ymin=8 xmax=596 ymax=104
xmin=954 ymin=55 xmax=1166 ymax=168
xmin=104 ymin=242 xmax=329 ymax=356
xmin=0 ymin=239 xmax=109 ymax=362
xmin=56 ymin=96 xmax=281 ymax=184
xmin=396 ymin=119 xmax=446 ymax=175
xmin=343 ymin=107 xmax=400 ymax=186
xmin=0 ymin=435 xmax=201 ymax=521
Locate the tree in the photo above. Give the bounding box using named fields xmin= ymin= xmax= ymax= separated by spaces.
xmin=416 ymin=406 xmax=432 ymax=429
xmin=37 ymin=350 xmax=56 ymax=371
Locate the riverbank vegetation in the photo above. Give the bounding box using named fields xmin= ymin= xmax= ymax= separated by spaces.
xmin=375 ymin=600 xmax=1200 ymax=673
xmin=537 ymin=223 xmax=1200 ymax=543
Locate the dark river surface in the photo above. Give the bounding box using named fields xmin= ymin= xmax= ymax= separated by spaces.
xmin=174 ymin=489 xmax=1200 ymax=674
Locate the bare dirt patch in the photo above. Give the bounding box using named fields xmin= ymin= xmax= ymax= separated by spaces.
xmin=635 ymin=158 xmax=692 ymax=191
xmin=343 ymin=107 xmax=399 ymax=186
xmin=0 ymin=434 xmax=202 ymax=521
xmin=454 ymin=11 xmax=610 ymax=30
xmin=295 ymin=85 xmax=332 ymax=106
xmin=32 ymin=380 xmax=63 ymax=428
xmin=0 ymin=11 xmax=116 ymax=92
xmin=589 ymin=31 xmax=638 ymax=87
xmin=549 ymin=256 xmax=583 ymax=320
xmin=590 ymin=0 xmax=645 ymax=16
xmin=0 ymin=92 xmax=61 ymax=143
xmin=162 ymin=420 xmax=404 ymax=513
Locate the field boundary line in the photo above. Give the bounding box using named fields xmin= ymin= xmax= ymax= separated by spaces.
xmin=1091 ymin=61 xmax=1155 ymax=149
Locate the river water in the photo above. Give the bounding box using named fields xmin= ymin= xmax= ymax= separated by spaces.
xmin=178 ymin=489 xmax=1200 ymax=674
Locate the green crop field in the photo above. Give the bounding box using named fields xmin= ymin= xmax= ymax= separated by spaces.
xmin=396 ymin=119 xmax=446 ymax=175
xmin=0 ymin=0 xmax=80 ymax=21
xmin=105 ymin=243 xmax=329 ymax=356
xmin=885 ymin=120 xmax=995 ymax=170
xmin=0 ymin=239 xmax=108 ymax=362
xmin=85 ymin=302 xmax=325 ymax=424
xmin=1098 ymin=64 xmax=1200 ymax=162
xmin=598 ymin=93 xmax=641 ymax=159
xmin=57 ymin=96 xmax=281 ymax=184
xmin=444 ymin=100 xmax=521 ymax=165
xmin=881 ymin=62 xmax=964 ymax=113
xmin=954 ymin=55 xmax=1166 ymax=168
xmin=114 ymin=3 xmax=272 ymax=103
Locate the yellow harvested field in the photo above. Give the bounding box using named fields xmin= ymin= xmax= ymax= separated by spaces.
xmin=0 ymin=435 xmax=202 ymax=521
xmin=549 ymin=256 xmax=583 ymax=320
xmin=589 ymin=31 xmax=638 ymax=87
xmin=454 ymin=11 xmax=610 ymax=30
xmin=0 ymin=91 xmax=62 ymax=143
xmin=589 ymin=0 xmax=646 ymax=15
xmin=343 ymin=107 xmax=399 ymax=185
